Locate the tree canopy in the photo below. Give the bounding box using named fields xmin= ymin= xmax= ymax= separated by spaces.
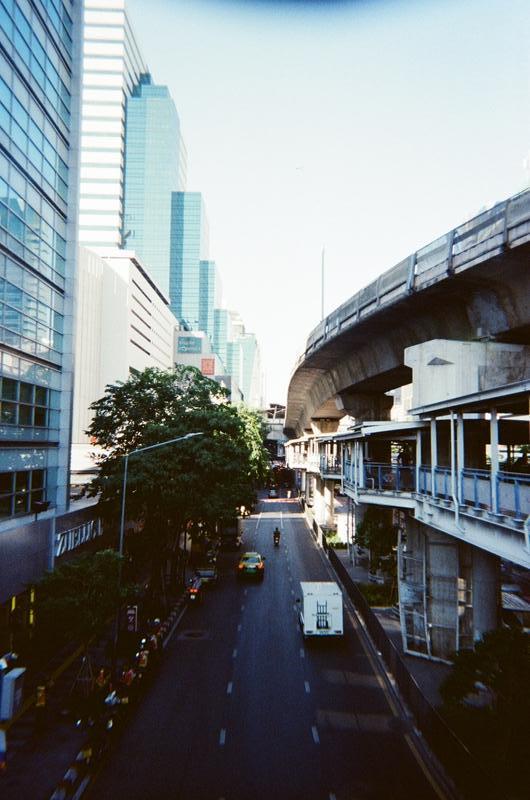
xmin=35 ymin=549 xmax=123 ymax=649
xmin=87 ymin=366 xmax=268 ymax=526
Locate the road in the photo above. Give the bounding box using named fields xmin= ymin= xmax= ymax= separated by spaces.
xmin=88 ymin=497 xmax=447 ymax=800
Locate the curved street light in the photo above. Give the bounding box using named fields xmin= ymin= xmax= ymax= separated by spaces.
xmin=118 ymin=431 xmax=204 ymax=557
xmin=112 ymin=432 xmax=204 ymax=673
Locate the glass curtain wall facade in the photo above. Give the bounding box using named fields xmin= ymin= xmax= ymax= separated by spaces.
xmin=169 ymin=191 xmax=210 ymax=331
xmin=0 ymin=0 xmax=79 ymax=525
xmin=198 ymin=259 xmax=219 ymax=342
xmin=79 ymin=0 xmax=146 ymax=248
xmin=123 ymin=74 xmax=186 ymax=295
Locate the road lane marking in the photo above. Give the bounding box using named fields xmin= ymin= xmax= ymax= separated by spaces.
xmin=300 ymin=647 xmax=305 ymax=659
xmin=232 ymin=648 xmax=238 ymax=659
xmin=219 ymin=728 xmax=226 ymax=746
xmin=244 ymin=589 xmax=248 ymax=596
xmin=241 ymin=604 xmax=245 ymax=611
xmin=404 ymin=733 xmax=449 ymax=800
xmin=256 ymin=513 xmax=262 ymax=530
xmin=311 ymin=725 xmax=320 ymax=744
xmin=304 ymin=681 xmax=310 ymax=694
xmin=293 ymin=603 xmax=298 ymax=612
xmin=237 ymin=623 xmax=242 ymax=632
xmin=329 ymin=794 xmax=337 ymax=800
xmin=227 ymin=682 xmax=233 ymax=695
xmin=291 ymin=589 xmax=295 ymax=596
xmin=345 ymin=610 xmax=399 ymax=717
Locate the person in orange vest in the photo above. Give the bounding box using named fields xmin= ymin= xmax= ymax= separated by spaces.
xmin=34 ymin=676 xmax=48 ymax=734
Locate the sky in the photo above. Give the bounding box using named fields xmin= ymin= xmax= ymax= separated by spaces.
xmin=127 ymin=0 xmax=529 ymax=405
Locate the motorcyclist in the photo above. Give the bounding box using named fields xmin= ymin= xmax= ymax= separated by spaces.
xmin=273 ymin=526 xmax=281 ymax=544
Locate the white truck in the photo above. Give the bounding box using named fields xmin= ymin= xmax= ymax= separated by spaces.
xmin=298 ymin=582 xmax=344 ymax=638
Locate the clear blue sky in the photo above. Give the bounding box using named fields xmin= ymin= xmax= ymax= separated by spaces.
xmin=128 ymin=0 xmax=529 ymax=404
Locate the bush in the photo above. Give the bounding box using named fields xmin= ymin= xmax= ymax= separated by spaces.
xmin=357 ymin=581 xmax=396 ymax=606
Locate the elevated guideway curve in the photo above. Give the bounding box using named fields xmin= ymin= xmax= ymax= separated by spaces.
xmin=285 ymin=189 xmax=530 ymax=437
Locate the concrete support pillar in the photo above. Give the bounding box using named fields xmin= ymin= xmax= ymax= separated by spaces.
xmin=456 ymin=412 xmax=465 ymax=504
xmin=323 ymin=479 xmax=334 ymax=527
xmin=314 ymin=476 xmax=325 ymax=525
xmin=472 ymin=548 xmax=500 ymax=642
xmin=415 ymin=430 xmax=422 ymax=492
xmin=337 ymin=390 xmax=394 ymax=423
xmin=430 ymin=418 xmax=438 ymax=497
xmin=490 ymin=408 xmax=499 ymax=514
xmin=358 ymin=442 xmax=364 ymax=489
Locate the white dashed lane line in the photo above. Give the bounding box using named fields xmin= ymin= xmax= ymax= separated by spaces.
xmin=241 ymin=604 xmax=245 ymax=611
xmin=219 ymin=729 xmax=226 ymax=746
xmin=311 ymin=726 xmax=320 ymax=744
xmin=232 ymin=648 xmax=238 ymax=659
xmin=226 ymin=682 xmax=233 ymax=695
xmin=237 ymin=623 xmax=242 ymax=632
xmin=304 ymin=681 xmax=310 ymax=694
xmin=299 ymin=647 xmax=305 ymax=659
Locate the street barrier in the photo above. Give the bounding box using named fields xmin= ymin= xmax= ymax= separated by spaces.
xmin=328 ymin=549 xmax=505 ymax=800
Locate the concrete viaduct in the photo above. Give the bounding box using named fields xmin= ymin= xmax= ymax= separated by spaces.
xmin=285 ymin=189 xmax=530 ymax=437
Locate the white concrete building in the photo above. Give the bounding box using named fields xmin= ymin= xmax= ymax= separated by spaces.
xmin=72 ymin=247 xmax=177 ymax=477
xmin=79 ymin=0 xmax=147 ymax=248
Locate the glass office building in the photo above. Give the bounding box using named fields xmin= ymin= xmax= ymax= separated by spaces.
xmin=0 ymin=0 xmax=81 ymax=601
xmin=169 ymin=191 xmax=210 ymax=331
xmin=79 ymin=0 xmax=146 ymax=248
xmin=124 ymin=74 xmax=187 ymax=295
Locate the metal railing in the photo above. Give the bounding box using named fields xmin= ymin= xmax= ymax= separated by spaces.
xmin=319 ymin=455 xmax=342 ymax=476
xmin=418 ymin=466 xmax=529 ymax=521
xmin=328 ymin=549 xmax=503 ymax=800
xmin=302 ymin=188 xmax=530 ymax=361
xmin=344 ymin=461 xmax=529 ymax=521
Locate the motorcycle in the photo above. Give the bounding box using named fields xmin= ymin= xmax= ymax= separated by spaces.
xmin=273 ymin=530 xmax=281 ymax=547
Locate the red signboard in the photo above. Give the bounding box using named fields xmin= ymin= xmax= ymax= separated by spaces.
xmin=201 ymin=358 xmax=215 ymax=376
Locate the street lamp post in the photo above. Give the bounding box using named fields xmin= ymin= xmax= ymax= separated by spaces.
xmin=117 ymin=432 xmax=204 ymax=558
xmin=112 ymin=431 xmax=203 ymax=673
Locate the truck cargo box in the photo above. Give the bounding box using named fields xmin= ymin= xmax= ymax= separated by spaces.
xmin=298 ymin=581 xmax=343 ymax=638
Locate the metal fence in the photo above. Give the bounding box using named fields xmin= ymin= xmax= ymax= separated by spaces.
xmin=328 ymin=548 xmax=504 ymax=800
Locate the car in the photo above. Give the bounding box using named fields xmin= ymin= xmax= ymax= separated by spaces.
xmin=237 ymin=551 xmax=265 ymax=580
xmin=268 ymin=487 xmax=278 ymax=498
xmin=195 ymin=565 xmax=218 ymax=584
xmin=219 ymin=534 xmax=242 ymax=551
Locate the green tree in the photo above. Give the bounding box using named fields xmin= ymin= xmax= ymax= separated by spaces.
xmin=35 ymin=550 xmax=123 ymax=654
xmin=87 ymin=366 xmax=268 ymax=606
xmin=355 ymin=506 xmax=396 ymax=575
xmin=440 ymin=627 xmax=530 ymax=799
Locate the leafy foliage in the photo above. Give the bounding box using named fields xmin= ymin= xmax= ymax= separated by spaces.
xmin=86 ymin=367 xmax=269 ymax=600
xmin=440 ymin=628 xmax=530 ymax=799
xmin=87 ymin=366 xmax=268 ymax=524
xmin=35 ymin=550 xmax=123 ymax=648
xmin=355 ymin=506 xmax=396 ymax=575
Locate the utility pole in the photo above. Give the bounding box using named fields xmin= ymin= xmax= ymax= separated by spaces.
xmin=321 ymin=246 xmax=325 ymax=321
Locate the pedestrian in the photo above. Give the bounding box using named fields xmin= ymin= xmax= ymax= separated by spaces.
xmin=34 ymin=676 xmax=49 ymax=735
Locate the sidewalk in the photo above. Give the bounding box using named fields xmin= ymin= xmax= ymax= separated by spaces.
xmin=333 ymin=549 xmax=451 ymax=707
xmin=0 ymin=586 xmax=189 ymax=800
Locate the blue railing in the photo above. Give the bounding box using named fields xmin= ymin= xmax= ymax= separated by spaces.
xmin=345 ymin=461 xmax=529 ymax=522
xmin=320 ymin=455 xmax=342 ymax=476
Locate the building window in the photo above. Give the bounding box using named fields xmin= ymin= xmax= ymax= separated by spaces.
xmin=0 ymin=467 xmax=46 ymax=519
xmin=0 ymin=376 xmax=57 ymax=429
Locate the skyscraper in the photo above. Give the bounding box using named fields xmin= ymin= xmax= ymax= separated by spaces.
xmin=123 ymin=74 xmax=187 ymax=294
xmin=0 ymin=1 xmax=81 ymax=604
xmin=169 ymin=191 xmax=210 ymax=331
xmin=79 ymin=0 xmax=146 ymax=249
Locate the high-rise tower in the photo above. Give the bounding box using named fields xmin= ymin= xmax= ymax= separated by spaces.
xmin=123 ymin=74 xmax=187 ymax=294
xmin=0 ymin=0 xmax=81 ymax=604
xmin=169 ymin=191 xmax=211 ymax=331
xmin=79 ymin=0 xmax=147 ymax=249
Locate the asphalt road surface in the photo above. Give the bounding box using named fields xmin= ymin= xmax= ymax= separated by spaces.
xmin=88 ymin=497 xmax=447 ymax=800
